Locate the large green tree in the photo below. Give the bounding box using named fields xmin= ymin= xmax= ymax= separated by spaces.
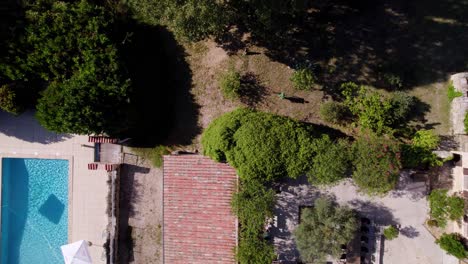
xmin=294 ymin=198 xmax=358 ymax=263
xmin=127 ymin=0 xmax=228 ymax=41
xmin=1 ymin=0 xmax=132 ymax=135
xmin=436 ymin=233 xmax=468 ymax=259
xmin=351 ymin=133 xmax=402 ymax=195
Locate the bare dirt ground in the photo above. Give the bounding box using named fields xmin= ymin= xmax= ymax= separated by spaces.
xmin=118 ymin=150 xmax=163 ymax=264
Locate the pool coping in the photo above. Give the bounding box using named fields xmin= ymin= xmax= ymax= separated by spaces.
xmin=0 ymin=153 xmax=74 ymax=261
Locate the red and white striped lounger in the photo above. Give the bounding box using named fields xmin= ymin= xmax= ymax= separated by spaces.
xmin=88 ymin=163 xmax=98 ymax=170
xmin=105 ymin=164 xmax=117 ymax=171
xmin=88 ymin=136 xmax=118 ymax=144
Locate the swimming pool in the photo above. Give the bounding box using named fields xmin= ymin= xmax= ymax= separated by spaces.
xmin=1 ymin=158 xmax=69 ymax=264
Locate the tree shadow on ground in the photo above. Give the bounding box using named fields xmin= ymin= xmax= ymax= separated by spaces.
xmin=117 ymin=22 xmax=199 ymax=147
xmin=239 ymin=72 xmax=268 ymax=108
xmin=235 ymin=0 xmax=468 ymax=94
xmin=0 ymin=110 xmax=72 ymax=143
xmin=400 ymin=225 xmax=420 ymax=238
xmin=117 ymin=163 xmax=150 ymax=264
xmin=348 ymin=199 xmax=399 ymax=226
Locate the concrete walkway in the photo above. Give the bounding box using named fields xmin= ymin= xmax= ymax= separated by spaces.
xmin=272 ymin=175 xmax=444 ymax=264
xmin=0 ymin=110 xmax=108 ymax=263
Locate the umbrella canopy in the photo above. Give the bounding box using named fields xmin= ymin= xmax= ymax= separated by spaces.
xmin=61 ymin=240 xmax=92 ymax=264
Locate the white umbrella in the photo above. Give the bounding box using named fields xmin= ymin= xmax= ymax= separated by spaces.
xmin=60 ymin=240 xmax=93 ymax=264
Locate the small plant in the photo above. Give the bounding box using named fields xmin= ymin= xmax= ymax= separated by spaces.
xmin=436 ymin=233 xmax=468 ymax=259
xmin=383 ymin=226 xmax=399 ymax=240
xmin=383 ymin=73 xmax=403 ymax=89
xmin=219 ymin=68 xmax=241 ymax=99
xmin=290 ymin=67 xmax=315 ymax=90
xmin=427 ymin=219 xmax=438 ymax=227
xmin=464 ymin=112 xmax=468 ymax=134
xmin=0 ymin=84 xmax=24 ymax=115
xmin=319 ymin=101 xmax=348 ymax=124
xmin=448 ymin=81 xmax=462 ymax=102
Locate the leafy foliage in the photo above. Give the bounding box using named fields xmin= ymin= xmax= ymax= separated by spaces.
xmin=201 ymin=108 xmax=316 ymax=182
xmin=307 ymin=135 xmax=350 ymax=185
xmin=448 ymin=81 xmax=462 ymax=102
xmin=351 ymin=133 xmax=401 ymax=195
xmin=341 ymin=82 xmax=414 ymax=134
xmin=383 ymin=226 xmax=399 ymax=240
xmin=219 ymin=68 xmax=241 ymax=99
xmin=0 ymin=83 xmax=24 ymax=115
xmin=436 ymin=233 xmax=468 ymax=259
xmin=294 ymin=198 xmax=358 ymax=263
xmin=319 ymin=101 xmax=348 ymax=124
xmin=1 ymin=0 xmax=132 ymax=135
xmin=429 ymin=189 xmax=465 ymax=228
xmin=127 ymin=0 xmax=228 ymax=41
xmin=402 ymin=130 xmax=442 ymax=168
xmin=464 ymin=112 xmax=468 ymax=134
xmin=232 ymin=179 xmax=276 ymax=263
xmin=290 ymin=67 xmax=315 ymax=90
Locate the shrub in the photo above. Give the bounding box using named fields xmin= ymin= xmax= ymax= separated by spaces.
xmin=427 ymin=219 xmax=439 ymax=227
xmin=232 ymin=179 xmax=276 ymax=263
xmin=383 ymin=226 xmax=399 ymax=240
xmin=351 ymin=133 xmax=401 ymax=195
xmin=308 ymin=135 xmax=350 ymax=185
xmin=294 ymin=198 xmax=358 ymax=263
xmin=342 ymin=83 xmax=393 ymax=135
xmin=402 ymin=130 xmax=442 ymax=168
xmin=389 ymin=91 xmax=415 ymax=124
xmin=290 ymin=67 xmax=315 ymax=90
xmin=383 ymin=73 xmax=403 ymax=89
xmin=219 ymin=69 xmax=241 ymax=100
xmin=448 ymin=81 xmax=462 ymax=102
xmin=319 ymin=101 xmax=348 ymax=124
xmin=464 ymin=112 xmax=468 ymax=134
xmin=436 ymin=233 xmax=468 ymax=259
xmin=0 ymin=83 xmax=24 ymax=115
xmin=201 ymin=108 xmax=316 ymax=182
xmin=429 ymin=189 xmax=465 ymax=228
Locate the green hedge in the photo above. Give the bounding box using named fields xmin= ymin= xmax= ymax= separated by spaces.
xmin=202 ymin=108 xmax=316 ymax=182
xmin=436 ymin=233 xmax=468 ymax=259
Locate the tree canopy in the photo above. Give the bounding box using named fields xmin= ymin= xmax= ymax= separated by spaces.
xmin=351 ymin=133 xmax=402 ymax=195
xmin=294 ymin=198 xmax=358 ymax=263
xmin=0 ymin=0 xmax=132 ymax=135
xmin=201 ymin=108 xmax=316 ymax=182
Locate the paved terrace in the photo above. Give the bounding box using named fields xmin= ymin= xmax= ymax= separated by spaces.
xmin=0 ymin=110 xmax=108 ymax=263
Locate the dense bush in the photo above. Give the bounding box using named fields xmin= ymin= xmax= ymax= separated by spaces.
xmin=219 ymin=69 xmax=242 ymax=100
xmin=436 ymin=233 xmax=468 ymax=259
xmin=383 ymin=226 xmax=399 ymax=240
xmin=383 ymin=73 xmax=403 ymax=89
xmin=319 ymin=101 xmax=348 ymax=124
xmin=429 ymin=189 xmax=465 ymax=228
xmin=448 ymin=81 xmax=462 ymax=102
xmin=307 ymin=135 xmax=350 ymax=185
xmin=389 ymin=91 xmax=415 ymax=124
xmin=290 ymin=67 xmax=315 ymax=90
xmin=232 ymin=179 xmax=276 ymax=263
xmin=402 ymin=130 xmax=442 ymax=168
xmin=202 ymin=108 xmax=316 ymax=182
xmin=342 ymin=82 xmax=414 ymax=134
xmin=294 ymin=198 xmax=358 ymax=263
xmin=0 ymin=0 xmax=132 ymax=135
xmin=0 ymin=83 xmax=24 ymax=115
xmin=127 ymin=0 xmax=228 ymax=41
xmin=351 ymin=133 xmax=401 ymax=195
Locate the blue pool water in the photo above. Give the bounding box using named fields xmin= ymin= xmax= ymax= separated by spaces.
xmin=1 ymin=158 xmax=69 ymax=264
